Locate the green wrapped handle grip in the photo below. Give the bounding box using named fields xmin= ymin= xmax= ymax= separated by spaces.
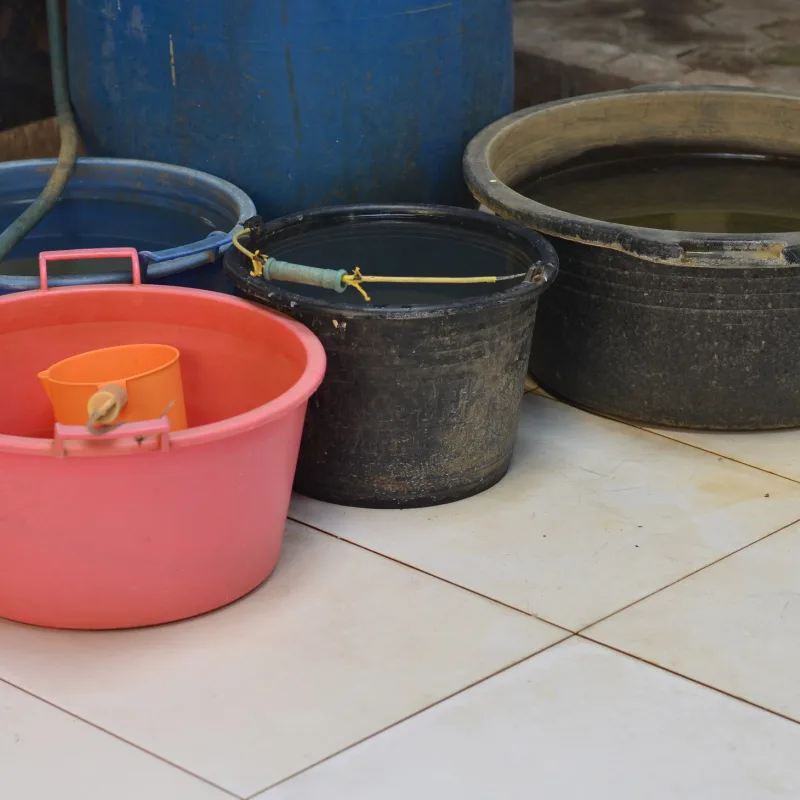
xmin=262 ymin=257 xmax=348 ymax=293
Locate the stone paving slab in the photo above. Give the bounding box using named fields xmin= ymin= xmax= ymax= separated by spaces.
xmin=514 ymin=0 xmax=800 ymax=107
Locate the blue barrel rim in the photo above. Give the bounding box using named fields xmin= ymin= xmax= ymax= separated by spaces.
xmin=0 ymin=157 xmax=257 ymax=290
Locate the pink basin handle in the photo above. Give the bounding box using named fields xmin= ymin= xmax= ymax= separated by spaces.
xmin=53 ymin=417 xmax=171 ymax=457
xmin=38 ymin=248 xmax=142 ymax=290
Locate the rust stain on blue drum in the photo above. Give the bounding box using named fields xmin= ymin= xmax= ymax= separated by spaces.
xmin=67 ymin=0 xmax=513 ymax=216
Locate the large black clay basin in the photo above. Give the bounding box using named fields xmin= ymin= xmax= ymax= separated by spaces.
xmin=465 ymin=86 xmax=800 ymax=430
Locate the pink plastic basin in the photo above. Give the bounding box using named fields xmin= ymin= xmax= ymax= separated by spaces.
xmin=0 ymin=249 xmax=326 ymax=629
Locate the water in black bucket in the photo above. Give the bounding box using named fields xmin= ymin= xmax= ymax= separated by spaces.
xmin=256 ymin=219 xmax=534 ymax=308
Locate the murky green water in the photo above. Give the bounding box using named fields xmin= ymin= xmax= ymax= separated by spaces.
xmin=515 ymin=150 xmax=800 ymax=234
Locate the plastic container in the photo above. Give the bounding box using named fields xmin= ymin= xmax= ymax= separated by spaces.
xmin=465 ymin=86 xmax=800 ymax=429
xmin=0 ymin=158 xmax=256 ymax=294
xmin=68 ymin=0 xmax=513 ymax=216
xmin=0 ymin=250 xmax=326 ymax=629
xmin=40 ymin=343 xmax=187 ymax=430
xmin=36 ymin=249 xmax=188 ymax=432
xmin=224 ymin=204 xmax=558 ymax=508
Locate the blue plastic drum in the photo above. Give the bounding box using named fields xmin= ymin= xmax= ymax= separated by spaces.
xmin=68 ymin=0 xmax=513 ymax=216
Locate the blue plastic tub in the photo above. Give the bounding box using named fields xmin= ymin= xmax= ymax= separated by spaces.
xmin=0 ymin=158 xmax=256 ymax=293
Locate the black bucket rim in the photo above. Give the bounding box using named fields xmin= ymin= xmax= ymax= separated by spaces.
xmin=464 ymin=85 xmax=800 ymax=270
xmin=223 ymin=203 xmax=559 ymax=319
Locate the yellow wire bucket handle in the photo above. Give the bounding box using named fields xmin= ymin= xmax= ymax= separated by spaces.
xmin=233 ymin=228 xmax=528 ymax=302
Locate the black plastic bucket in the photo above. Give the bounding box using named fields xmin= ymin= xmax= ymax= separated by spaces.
xmin=224 ymin=204 xmax=558 ymax=508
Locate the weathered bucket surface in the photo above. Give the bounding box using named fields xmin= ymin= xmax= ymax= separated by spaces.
xmin=224 ymin=204 xmax=558 ymax=508
xmin=0 ymin=158 xmax=255 ymax=293
xmin=68 ymin=0 xmax=513 ymax=216
xmin=0 ymin=255 xmax=325 ymax=629
xmin=465 ymin=86 xmax=800 ymax=430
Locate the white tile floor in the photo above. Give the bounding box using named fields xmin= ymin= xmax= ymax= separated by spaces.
xmin=3 ymin=391 xmax=800 ymax=799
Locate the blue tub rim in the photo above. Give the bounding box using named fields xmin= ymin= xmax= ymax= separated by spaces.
xmin=0 ymin=157 xmax=257 ymax=290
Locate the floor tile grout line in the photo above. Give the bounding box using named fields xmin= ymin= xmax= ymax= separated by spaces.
xmin=288 ymin=516 xmax=574 ymax=635
xmin=244 ymin=636 xmax=574 ymax=799
xmin=645 ymin=427 xmax=800 ymax=486
xmin=0 ymin=676 xmax=243 ymax=800
xmin=534 ymin=391 xmax=800 ymax=487
xmin=532 ymin=393 xmax=800 ymax=632
xmin=581 ymin=636 xmax=800 ymax=728
xmin=247 ymin=633 xmax=800 ymax=799
xmin=574 ymin=515 xmax=800 ymax=636
xmin=291 ymin=514 xmax=800 ymax=639
xmin=253 ymin=634 xmax=800 ymax=798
